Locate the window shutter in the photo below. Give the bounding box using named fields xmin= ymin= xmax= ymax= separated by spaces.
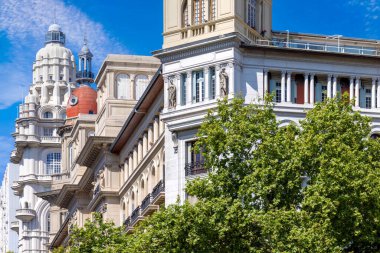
xmin=292 ymin=80 xmax=296 ymax=103
xmin=315 ymin=83 xmax=322 ymax=102
xmin=192 ymin=72 xmax=197 ymax=103
xmin=359 ymin=86 xmax=366 ymax=108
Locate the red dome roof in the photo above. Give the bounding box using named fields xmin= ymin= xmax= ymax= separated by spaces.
xmin=66 ymin=85 xmax=97 ymax=118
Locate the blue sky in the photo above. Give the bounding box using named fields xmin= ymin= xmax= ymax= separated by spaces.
xmin=0 ymin=0 xmax=378 ymax=181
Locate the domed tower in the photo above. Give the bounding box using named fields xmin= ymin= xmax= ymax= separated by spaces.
xmin=76 ymin=39 xmax=94 ymax=85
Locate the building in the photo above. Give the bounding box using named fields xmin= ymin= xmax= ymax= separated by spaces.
xmin=0 ymin=163 xmax=19 ymax=253
xmin=37 ymin=55 xmax=160 ymax=249
xmin=154 ymin=0 xmax=380 ymax=205
xmin=15 ymin=0 xmax=380 ymax=250
xmin=10 ymin=23 xmax=77 ymax=253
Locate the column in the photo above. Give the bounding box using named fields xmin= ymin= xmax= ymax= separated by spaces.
xmin=263 ymin=70 xmax=269 ymax=96
xmin=128 ymin=155 xmax=133 ymax=176
xmin=176 ymin=74 xmax=181 ymax=107
xmin=163 ymin=76 xmax=169 ymax=109
xmin=304 ymin=73 xmax=309 ymax=104
xmin=204 ymin=67 xmax=209 ymax=101
xmin=133 ymin=148 xmax=138 ymax=169
xmin=159 ymin=115 xmax=165 ymax=135
xmin=349 ymin=76 xmax=354 ymax=101
xmin=333 ymin=75 xmax=337 ymax=97
xmin=377 ymin=78 xmax=380 ymax=108
xmin=153 ymin=116 xmax=159 ymax=143
xmin=215 ymin=66 xmax=220 ymax=98
xmin=130 ymin=74 xmax=136 ymax=100
xmin=327 ymin=74 xmax=332 ymax=99
xmin=148 ymin=125 xmax=153 ymax=147
xmin=355 ymin=77 xmax=360 ymax=107
xmin=286 ymin=72 xmax=291 ymax=103
xmin=186 ymin=71 xmax=192 ymax=104
xmin=310 ymin=74 xmax=315 ymax=105
xmin=372 ymin=78 xmax=377 ymax=109
xmin=138 ymin=140 xmax=143 ymax=163
xmin=228 ymin=62 xmax=235 ymax=96
xmin=281 ymin=71 xmax=286 ymax=103
xmin=143 ymin=133 xmax=148 ymax=156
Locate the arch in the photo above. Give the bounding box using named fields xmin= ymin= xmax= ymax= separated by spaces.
xmin=182 ymin=0 xmax=189 ymax=27
xmin=116 ymin=74 xmax=131 ymax=99
xmin=39 ymin=105 xmax=57 ymax=119
xmin=135 ymin=74 xmax=149 ymax=100
xmin=43 ymin=111 xmax=53 ymax=119
xmin=278 ymin=119 xmax=298 ymax=128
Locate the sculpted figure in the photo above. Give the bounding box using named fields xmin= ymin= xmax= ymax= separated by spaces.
xmin=168 ymin=79 xmax=177 ymax=108
xmin=219 ymin=68 xmax=229 ymax=97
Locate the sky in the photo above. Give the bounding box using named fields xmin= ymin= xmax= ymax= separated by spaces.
xmin=0 ymin=0 xmax=379 ymax=181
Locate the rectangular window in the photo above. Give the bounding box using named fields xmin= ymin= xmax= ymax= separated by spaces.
xmin=322 ymin=85 xmax=327 ymax=102
xmin=275 ymin=82 xmax=281 ymax=103
xmin=247 ymin=0 xmax=256 ymax=27
xmin=366 ymin=88 xmax=372 ymax=109
xmin=194 ymin=0 xmax=200 ymax=25
xmin=49 ymin=75 xmax=53 ymax=80
xmin=43 ymin=128 xmax=54 ymax=137
xmin=209 ymin=67 xmax=216 ymax=99
xmin=181 ymin=73 xmax=187 ymax=105
xmin=46 ymin=153 xmax=61 ymax=175
xmin=185 ymin=141 xmax=206 ymax=176
xmin=192 ymin=70 xmax=204 ymax=103
xmin=210 ymin=0 xmax=216 ymax=20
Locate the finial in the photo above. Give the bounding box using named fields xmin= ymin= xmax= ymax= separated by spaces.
xmin=83 ymin=31 xmax=88 ymax=45
xmin=53 ymin=7 xmax=57 ymax=24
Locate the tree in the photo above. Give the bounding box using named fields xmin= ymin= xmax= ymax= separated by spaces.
xmin=128 ymin=96 xmax=380 ymax=252
xmin=60 ymin=212 xmax=129 ymax=253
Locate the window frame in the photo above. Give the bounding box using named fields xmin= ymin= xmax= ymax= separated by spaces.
xmin=46 ymin=153 xmax=61 ymax=175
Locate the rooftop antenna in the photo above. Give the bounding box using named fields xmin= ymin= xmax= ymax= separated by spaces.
xmin=53 ymin=6 xmax=57 ymax=24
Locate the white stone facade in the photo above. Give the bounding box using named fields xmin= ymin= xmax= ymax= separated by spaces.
xmin=10 ymin=23 xmax=76 ymax=253
xmin=0 ymin=163 xmax=19 ymax=253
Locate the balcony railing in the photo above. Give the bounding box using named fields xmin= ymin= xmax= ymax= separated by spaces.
xmin=131 ymin=206 xmax=141 ymax=224
xmin=124 ymin=217 xmax=131 ymax=227
xmin=255 ymin=39 xmax=380 ymax=57
xmin=185 ymin=161 xmax=206 ymax=176
xmin=93 ymin=185 xmax=100 ymax=196
xmin=141 ymin=194 xmax=152 ymax=211
xmin=16 ymin=209 xmax=36 ymax=222
xmin=40 ymin=136 xmax=61 ymax=143
xmin=152 ymin=180 xmax=165 ymax=200
xmin=76 ymin=71 xmax=94 ymax=79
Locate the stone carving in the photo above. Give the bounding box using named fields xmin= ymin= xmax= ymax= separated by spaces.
xmin=168 ymin=79 xmax=177 ymax=109
xmin=219 ymin=68 xmax=229 ymax=97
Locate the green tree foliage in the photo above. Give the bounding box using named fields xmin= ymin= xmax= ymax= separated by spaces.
xmin=57 ymin=96 xmax=380 ymax=252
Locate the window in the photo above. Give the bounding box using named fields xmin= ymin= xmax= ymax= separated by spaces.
xmin=192 ymin=70 xmax=204 ymax=103
xmin=247 ymin=0 xmax=256 ymax=28
xmin=40 ymin=76 xmax=43 ymax=81
xmin=59 ymin=75 xmax=63 ymax=81
xmin=193 ymin=0 xmax=206 ymax=25
xmin=209 ymin=0 xmax=216 ymax=20
xmin=68 ymin=143 xmax=73 ymax=167
xmin=185 ymin=141 xmax=206 ymax=176
xmin=116 ymin=74 xmax=131 ymax=99
xmin=181 ymin=73 xmax=187 ymax=105
xmin=49 ymin=75 xmax=53 ymax=80
xmin=209 ymin=67 xmax=216 ymax=99
xmin=47 ymin=214 xmax=51 ymax=232
xmin=182 ymin=1 xmax=189 ymax=27
xmin=275 ymin=82 xmax=281 ymax=103
xmin=46 ymin=153 xmax=61 ymax=175
xmin=43 ymin=111 xmax=53 ymax=119
xmin=322 ymin=85 xmax=327 ymax=102
xmin=43 ymin=128 xmax=54 ymax=137
xmin=135 ymin=75 xmax=149 ymax=100
xmin=366 ymin=88 xmax=372 ymax=109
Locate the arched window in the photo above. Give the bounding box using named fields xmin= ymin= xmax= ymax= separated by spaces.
xmin=47 ymin=153 xmax=61 ymax=175
xmin=43 ymin=111 xmax=53 ymax=119
xmin=116 ymin=74 xmax=131 ymax=99
xmin=247 ymin=0 xmax=256 ymax=28
xmin=193 ymin=0 xmax=206 ymax=25
xmin=182 ymin=1 xmax=189 ymax=27
xmin=135 ymin=75 xmax=149 ymax=100
xmin=131 ymin=192 xmax=135 ymax=212
xmin=209 ymin=0 xmax=216 ymax=21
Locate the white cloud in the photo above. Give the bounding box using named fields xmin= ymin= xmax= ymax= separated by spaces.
xmin=348 ymin=0 xmax=380 ymax=36
xmin=0 ymin=0 xmax=127 ymax=109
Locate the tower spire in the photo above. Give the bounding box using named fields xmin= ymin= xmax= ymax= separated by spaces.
xmin=76 ymin=37 xmax=94 ymax=85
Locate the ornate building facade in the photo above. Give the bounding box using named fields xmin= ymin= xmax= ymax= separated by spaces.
xmin=10 ymin=23 xmax=76 ymax=253
xmin=0 ymin=163 xmax=19 ymax=253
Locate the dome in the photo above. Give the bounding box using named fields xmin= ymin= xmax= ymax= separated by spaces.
xmin=66 ymin=85 xmax=97 ymax=118
xmin=80 ymin=44 xmax=90 ymax=54
xmin=35 ymin=44 xmax=73 ymax=61
xmin=48 ymin=23 xmax=61 ymax=32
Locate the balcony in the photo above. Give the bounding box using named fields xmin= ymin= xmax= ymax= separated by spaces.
xmin=130 ymin=206 xmax=144 ymax=226
xmin=16 ymin=209 xmax=36 ymax=222
xmin=255 ymin=39 xmax=380 ymax=57
xmin=141 ymin=194 xmax=159 ymax=216
xmin=10 ymin=221 xmax=19 ymax=233
xmin=185 ymin=161 xmax=206 ymax=176
xmin=151 ymin=180 xmax=165 ymax=205
xmin=76 ymin=71 xmax=94 ymax=80
xmin=40 ymin=136 xmax=61 ymax=144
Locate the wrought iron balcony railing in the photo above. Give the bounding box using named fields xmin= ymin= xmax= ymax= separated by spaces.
xmin=141 ymin=194 xmax=152 ymax=211
xmin=152 ymin=180 xmax=165 ymax=200
xmin=131 ymin=206 xmax=141 ymax=224
xmin=185 ymin=161 xmax=206 ymax=176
